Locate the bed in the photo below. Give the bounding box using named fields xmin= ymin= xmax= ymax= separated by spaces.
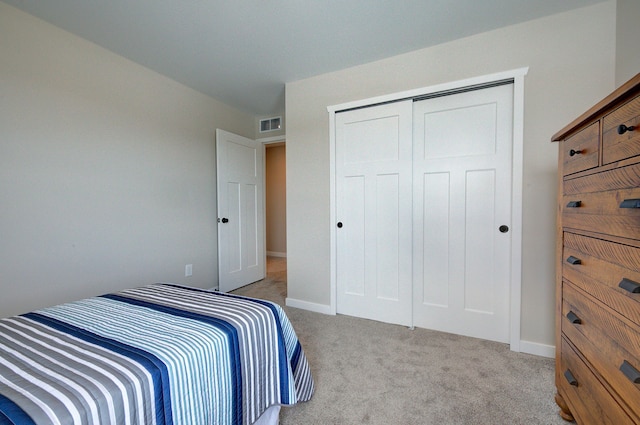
xmin=0 ymin=283 xmax=314 ymax=425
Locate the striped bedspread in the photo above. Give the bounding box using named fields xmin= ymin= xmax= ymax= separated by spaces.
xmin=0 ymin=284 xmax=314 ymax=425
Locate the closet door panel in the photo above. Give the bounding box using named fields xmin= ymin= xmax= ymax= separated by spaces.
xmin=412 ymin=84 xmax=513 ymax=343
xmin=339 ymin=176 xmax=366 ymax=296
xmin=335 ymin=100 xmax=413 ymax=326
xmin=421 ymin=171 xmax=451 ymax=307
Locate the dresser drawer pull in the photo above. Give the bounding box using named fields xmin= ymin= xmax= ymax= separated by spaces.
xmin=619 ymin=278 xmax=640 ymax=293
xmin=569 ymin=149 xmax=583 ymax=157
xmin=564 ymin=369 xmax=578 ymax=386
xmin=566 ymin=256 xmax=581 ymax=265
xmin=618 ymin=124 xmax=636 ymax=135
xmin=566 ymin=201 xmax=582 ymax=208
xmin=620 ymin=360 xmax=640 ymax=384
xmin=619 ymin=198 xmax=640 ymax=209
xmin=566 ymin=311 xmax=582 ymax=324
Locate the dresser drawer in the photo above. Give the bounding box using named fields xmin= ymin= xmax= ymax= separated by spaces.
xmin=562 ymin=282 xmax=640 ymax=418
xmin=563 ymin=163 xmax=640 ymax=240
xmin=562 ymin=232 xmax=640 ymax=324
xmin=561 ymin=185 xmax=640 ymax=240
xmin=564 ymin=162 xmax=640 ymax=195
xmin=561 ymin=121 xmax=599 ymax=176
xmin=559 ymin=337 xmax=636 ymax=425
xmin=603 ymin=94 xmax=640 ymax=165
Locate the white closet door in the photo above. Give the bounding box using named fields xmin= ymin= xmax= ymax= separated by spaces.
xmin=412 ymin=84 xmax=513 ymax=343
xmin=335 ymin=101 xmax=413 ymax=326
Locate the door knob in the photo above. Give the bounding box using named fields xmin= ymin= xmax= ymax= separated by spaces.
xmin=337 ymin=222 xmax=343 ymax=228
xmin=220 ymin=217 xmax=229 ymax=223
xmin=499 ymin=225 xmax=509 ymax=233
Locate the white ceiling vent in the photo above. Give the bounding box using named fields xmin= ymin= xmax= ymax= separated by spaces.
xmin=259 ymin=116 xmax=282 ymax=132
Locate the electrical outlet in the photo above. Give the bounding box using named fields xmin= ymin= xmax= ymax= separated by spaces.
xmin=185 ymin=264 xmax=193 ymax=277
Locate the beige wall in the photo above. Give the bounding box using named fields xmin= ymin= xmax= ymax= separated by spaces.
xmin=285 ymin=2 xmax=617 ymax=351
xmin=616 ymin=0 xmax=640 ymax=85
xmin=265 ymin=144 xmax=287 ymax=255
xmin=0 ymin=2 xmax=255 ymax=317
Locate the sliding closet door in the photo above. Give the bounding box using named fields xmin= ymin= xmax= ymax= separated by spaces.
xmin=412 ymin=84 xmax=513 ymax=343
xmin=335 ymin=101 xmax=413 ymax=326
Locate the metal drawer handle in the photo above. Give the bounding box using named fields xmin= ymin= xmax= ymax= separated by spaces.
xmin=564 ymin=369 xmax=578 ymax=386
xmin=566 ymin=311 xmax=582 ymax=324
xmin=620 ymin=360 xmax=640 ymax=384
xmin=566 ymin=201 xmax=582 ymax=208
xmin=618 ymin=124 xmax=636 ymax=135
xmin=619 ymin=278 xmax=640 ymax=294
xmin=569 ymin=149 xmax=583 ymax=157
xmin=620 ymin=199 xmax=640 ymax=209
xmin=566 ymin=256 xmax=582 ymax=265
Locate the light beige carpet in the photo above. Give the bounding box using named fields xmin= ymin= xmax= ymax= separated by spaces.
xmin=232 ymin=258 xmax=566 ymax=425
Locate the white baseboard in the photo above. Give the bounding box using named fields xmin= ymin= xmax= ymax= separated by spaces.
xmin=267 ymin=251 xmax=287 ymax=258
xmin=285 ymin=297 xmax=333 ymax=315
xmin=520 ymin=340 xmax=555 ymax=358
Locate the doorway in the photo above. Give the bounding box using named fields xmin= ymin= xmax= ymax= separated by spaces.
xmin=264 ymin=140 xmax=287 ymax=281
xmin=265 ymin=143 xmax=287 ymax=257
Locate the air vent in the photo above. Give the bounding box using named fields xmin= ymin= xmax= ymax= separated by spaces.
xmin=259 ymin=116 xmax=282 ymax=132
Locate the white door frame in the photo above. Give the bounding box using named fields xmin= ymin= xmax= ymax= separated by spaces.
xmin=328 ymin=68 xmax=528 ymax=352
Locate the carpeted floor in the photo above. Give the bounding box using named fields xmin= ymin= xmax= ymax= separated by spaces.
xmin=232 ymin=257 xmax=567 ymax=425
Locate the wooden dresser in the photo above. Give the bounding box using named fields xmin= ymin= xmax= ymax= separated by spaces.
xmin=553 ymin=72 xmax=640 ymax=424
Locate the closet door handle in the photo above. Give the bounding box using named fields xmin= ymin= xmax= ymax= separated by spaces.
xmin=566 ymin=201 xmax=582 ymax=208
xmin=564 ymin=369 xmax=578 ymax=386
xmin=619 ymin=278 xmax=640 ymax=293
xmin=566 ymin=311 xmax=582 ymax=324
xmin=620 ymin=361 xmax=640 ymax=384
xmin=620 ymin=199 xmax=640 ymax=209
xmin=566 ymin=256 xmax=581 ymax=265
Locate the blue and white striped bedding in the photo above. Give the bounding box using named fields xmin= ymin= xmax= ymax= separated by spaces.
xmin=0 ymin=283 xmax=314 ymax=425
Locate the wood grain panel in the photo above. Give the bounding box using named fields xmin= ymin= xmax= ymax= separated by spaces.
xmin=603 ymin=94 xmax=640 ymax=165
xmin=562 ymin=233 xmax=640 ymax=326
xmin=559 ymin=337 xmax=636 ymax=425
xmin=561 ymin=122 xmax=599 ymax=176
xmin=564 ymin=163 xmax=640 ymax=195
xmin=562 ymin=283 xmax=640 ymax=419
xmin=562 ymin=195 xmax=640 ymax=243
xmin=563 ymin=232 xmax=640 ymax=272
xmin=563 ymin=213 xmax=640 ymax=242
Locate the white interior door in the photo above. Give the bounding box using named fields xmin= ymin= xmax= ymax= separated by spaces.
xmin=216 ymin=129 xmax=265 ymax=292
xmin=335 ymin=101 xmax=413 ymax=326
xmin=412 ymin=84 xmax=513 ymax=343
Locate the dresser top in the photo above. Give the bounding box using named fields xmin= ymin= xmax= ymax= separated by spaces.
xmin=552 ymin=73 xmax=640 ymax=142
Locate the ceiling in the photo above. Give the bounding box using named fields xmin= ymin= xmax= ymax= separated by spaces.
xmin=4 ymin=0 xmax=605 ymax=116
